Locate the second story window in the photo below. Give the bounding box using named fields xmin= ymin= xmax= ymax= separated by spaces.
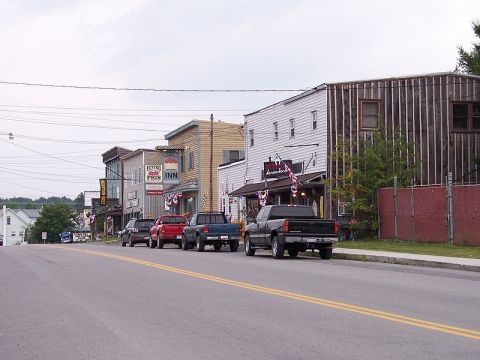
xmin=273 ymin=122 xmax=278 ymax=141
xmin=452 ymin=102 xmax=480 ymax=132
xmin=249 ymin=129 xmax=254 ymax=147
xmin=7 ymin=216 xmax=11 ymax=225
xmin=189 ymin=151 xmax=194 ymax=170
xmin=312 ymin=110 xmax=317 ymax=130
xmin=289 ymin=119 xmax=295 ymax=138
xmin=361 ymin=100 xmax=381 ymax=129
xmin=180 ymin=154 xmax=185 ymax=172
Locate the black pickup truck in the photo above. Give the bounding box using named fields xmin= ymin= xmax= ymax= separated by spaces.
xmin=182 ymin=212 xmax=241 ymax=252
xmin=244 ymin=205 xmax=339 ymax=259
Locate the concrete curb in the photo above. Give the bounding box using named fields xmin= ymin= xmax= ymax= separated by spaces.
xmin=332 ymin=252 xmax=480 ymax=272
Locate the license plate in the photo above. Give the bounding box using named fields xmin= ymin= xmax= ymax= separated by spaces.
xmin=144 ymin=236 xmax=150 ymax=240
xmin=306 ymin=238 xmax=319 ymax=243
xmin=176 ymin=235 xmax=182 ymax=239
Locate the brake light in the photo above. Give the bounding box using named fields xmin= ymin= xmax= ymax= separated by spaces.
xmin=283 ymin=220 xmax=289 ymax=233
xmin=334 ymin=222 xmax=340 ymax=235
xmin=204 ymin=225 xmax=209 ymax=234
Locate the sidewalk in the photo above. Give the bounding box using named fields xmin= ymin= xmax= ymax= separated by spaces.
xmin=334 ymin=248 xmax=480 ymax=272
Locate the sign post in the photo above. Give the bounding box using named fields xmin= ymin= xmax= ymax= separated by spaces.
xmin=41 ymin=231 xmax=47 ymax=245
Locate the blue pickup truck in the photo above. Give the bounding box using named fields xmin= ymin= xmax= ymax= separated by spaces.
xmin=181 ymin=212 xmax=241 ymax=252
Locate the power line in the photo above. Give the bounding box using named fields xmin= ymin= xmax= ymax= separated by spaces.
xmin=0 ymin=80 xmax=305 ymax=92
xmin=0 ymin=178 xmax=77 ymax=197
xmin=0 ymin=132 xmax=164 ymax=144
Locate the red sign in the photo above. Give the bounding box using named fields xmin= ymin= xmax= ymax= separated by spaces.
xmin=146 ymin=190 xmax=163 ymax=195
xmin=263 ymin=160 xmax=292 ymax=179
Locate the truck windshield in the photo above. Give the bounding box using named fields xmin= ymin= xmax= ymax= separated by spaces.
xmin=197 ymin=214 xmax=226 ymax=224
xmin=269 ymin=206 xmax=315 ymax=220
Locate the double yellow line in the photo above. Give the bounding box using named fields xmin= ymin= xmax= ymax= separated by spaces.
xmin=58 ymin=246 xmax=480 ymax=341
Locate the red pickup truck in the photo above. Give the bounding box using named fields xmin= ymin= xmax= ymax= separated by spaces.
xmin=148 ymin=215 xmax=188 ymax=249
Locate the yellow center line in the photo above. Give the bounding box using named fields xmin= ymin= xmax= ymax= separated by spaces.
xmin=54 ymin=246 xmax=480 ymax=341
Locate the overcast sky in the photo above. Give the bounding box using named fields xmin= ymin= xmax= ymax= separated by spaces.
xmin=0 ymin=0 xmax=478 ymax=200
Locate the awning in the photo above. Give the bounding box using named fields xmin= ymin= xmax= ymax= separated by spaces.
xmin=164 ymin=179 xmax=200 ymax=194
xmin=229 ymin=171 xmax=326 ymax=196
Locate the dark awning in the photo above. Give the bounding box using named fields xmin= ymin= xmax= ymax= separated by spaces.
xmin=229 ymin=171 xmax=325 ymax=196
xmin=164 ymin=179 xmax=199 ymax=194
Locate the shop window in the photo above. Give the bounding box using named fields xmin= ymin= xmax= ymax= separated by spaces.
xmin=189 ymin=151 xmax=194 ymax=170
xmin=312 ymin=110 xmax=317 ymax=130
xmin=452 ymin=102 xmax=480 ymax=132
xmin=361 ymin=100 xmax=381 ymax=129
xmin=289 ymin=119 xmax=295 ymax=138
xmin=249 ymin=129 xmax=254 ymax=147
xmin=273 ymin=122 xmax=278 ymax=141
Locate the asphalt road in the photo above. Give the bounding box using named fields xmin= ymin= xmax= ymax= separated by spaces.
xmin=1 ymin=243 xmax=479 ymax=360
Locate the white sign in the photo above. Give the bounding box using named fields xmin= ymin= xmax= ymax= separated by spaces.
xmin=145 ymin=165 xmax=162 ymax=183
xmin=41 ymin=232 xmax=47 ymax=240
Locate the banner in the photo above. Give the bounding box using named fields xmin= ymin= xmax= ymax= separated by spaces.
xmin=99 ymin=178 xmax=107 ymax=206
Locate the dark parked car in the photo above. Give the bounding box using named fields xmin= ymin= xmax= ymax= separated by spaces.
xmin=244 ymin=205 xmax=339 ymax=259
xmin=121 ymin=218 xmax=155 ymax=247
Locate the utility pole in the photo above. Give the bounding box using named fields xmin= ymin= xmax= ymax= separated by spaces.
xmin=2 ymin=204 xmax=6 ymax=247
xmin=209 ymin=113 xmax=214 ymax=212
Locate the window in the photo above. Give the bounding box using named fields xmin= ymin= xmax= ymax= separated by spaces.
xmin=138 ymin=167 xmax=143 ymax=183
xmin=249 ymin=129 xmax=254 ymax=147
xmin=273 ymin=122 xmax=278 ymax=140
xmin=452 ymin=102 xmax=480 ymax=132
xmin=361 ymin=100 xmax=381 ymax=129
xmin=7 ymin=216 xmax=10 ymax=225
xmin=19 ymin=231 xmax=24 ymax=237
xmin=289 ymin=119 xmax=295 ymax=138
xmin=180 ymin=154 xmax=185 ymax=172
xmin=312 ymin=110 xmax=317 ymax=130
xmin=11 ymin=231 xmax=15 ymax=237
xmin=189 ymin=151 xmax=194 ymax=170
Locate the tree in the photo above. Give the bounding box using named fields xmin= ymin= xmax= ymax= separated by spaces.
xmin=31 ymin=203 xmax=77 ymax=243
xmin=457 ymin=20 xmax=480 ymax=75
xmin=330 ymin=130 xmax=417 ymax=235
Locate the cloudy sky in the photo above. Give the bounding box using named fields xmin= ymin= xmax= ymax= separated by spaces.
xmin=0 ymin=0 xmax=478 ymax=200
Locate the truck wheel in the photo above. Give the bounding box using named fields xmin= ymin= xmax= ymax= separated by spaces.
xmin=196 ymin=236 xmax=205 ymax=252
xmin=129 ymin=238 xmax=134 ymax=247
xmin=272 ymin=236 xmax=284 ymax=259
xmin=229 ymin=240 xmax=239 ymax=252
xmin=244 ymin=235 xmax=255 ymax=256
xmin=320 ymin=248 xmax=333 ymax=259
xmin=177 ymin=242 xmax=182 ymax=249
xmin=149 ymin=238 xmax=156 ymax=248
xmin=288 ymin=248 xmax=299 ymax=258
xmin=121 ymin=241 xmax=126 ymax=247
xmin=213 ymin=243 xmax=222 ymax=251
xmin=158 ymin=239 xmax=164 ymax=249
xmin=182 ymin=236 xmax=189 ymax=251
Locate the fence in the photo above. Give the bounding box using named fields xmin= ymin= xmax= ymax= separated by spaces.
xmin=378 ymin=177 xmax=480 ymax=246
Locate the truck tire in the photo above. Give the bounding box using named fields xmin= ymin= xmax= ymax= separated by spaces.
xmin=244 ymin=235 xmax=255 ymax=256
xmin=230 ymin=240 xmax=239 ymax=252
xmin=272 ymin=236 xmax=284 ymax=259
xmin=196 ymin=236 xmax=205 ymax=252
xmin=213 ymin=243 xmax=222 ymax=251
xmin=129 ymin=238 xmax=134 ymax=247
xmin=182 ymin=235 xmax=189 ymax=251
xmin=288 ymin=248 xmax=299 ymax=258
xmin=158 ymin=239 xmax=164 ymax=249
xmin=177 ymin=242 xmax=182 ymax=249
xmin=121 ymin=241 xmax=126 ymax=247
xmin=149 ymin=237 xmax=156 ymax=248
xmin=320 ymin=248 xmax=333 ymax=259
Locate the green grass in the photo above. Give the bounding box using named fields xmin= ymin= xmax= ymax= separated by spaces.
xmin=336 ymin=238 xmax=480 ymax=259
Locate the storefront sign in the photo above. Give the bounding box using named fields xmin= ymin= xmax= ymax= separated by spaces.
xmin=263 ymin=160 xmax=293 ymax=179
xmin=99 ymin=178 xmax=107 ymax=206
xmin=146 ymin=184 xmax=163 ymax=196
xmin=145 ymin=165 xmax=162 ymax=183
xmin=163 ymin=155 xmax=180 ymax=184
